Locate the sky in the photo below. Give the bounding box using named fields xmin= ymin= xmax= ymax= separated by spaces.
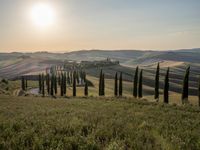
xmin=0 ymin=0 xmax=200 ymax=52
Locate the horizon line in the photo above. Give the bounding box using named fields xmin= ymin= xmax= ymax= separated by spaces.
xmin=0 ymin=47 xmax=199 ymax=54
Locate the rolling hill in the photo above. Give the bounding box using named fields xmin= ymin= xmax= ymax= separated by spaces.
xmin=0 ymin=48 xmax=199 ymax=97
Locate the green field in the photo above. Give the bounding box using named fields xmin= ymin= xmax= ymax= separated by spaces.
xmin=0 ymin=95 xmax=200 ymax=149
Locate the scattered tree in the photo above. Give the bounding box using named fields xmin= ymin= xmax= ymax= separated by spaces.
xmin=63 ymin=72 xmax=67 ymax=95
xmin=114 ymin=72 xmax=118 ymax=96
xmin=73 ymin=71 xmax=76 ymax=97
xmin=119 ymin=72 xmax=123 ymax=96
xmin=164 ymin=68 xmax=169 ymax=104
xmin=46 ymin=74 xmax=50 ymax=94
xmin=138 ymin=69 xmax=143 ymax=98
xmin=133 ymin=66 xmax=139 ymax=98
xmin=21 ymin=76 xmax=25 ymax=91
xmin=42 ymin=74 xmax=45 ymax=97
xmin=102 ymin=73 xmax=105 ymax=96
xmin=60 ymin=74 xmax=64 ymax=96
xmin=155 ymin=63 xmax=160 ymax=100
xmin=99 ymin=70 xmax=103 ymax=96
xmin=25 ymin=79 xmax=28 ymax=90
xmin=39 ymin=74 xmax=42 ymax=94
xmin=50 ymin=75 xmax=54 ymax=96
xmin=198 ymin=76 xmax=200 ymax=107
xmin=182 ymin=66 xmax=190 ymax=104
xmin=54 ymin=75 xmax=57 ymax=95
xmin=85 ymin=81 xmax=88 ymax=96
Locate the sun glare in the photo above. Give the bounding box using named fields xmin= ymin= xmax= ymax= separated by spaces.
xmin=31 ymin=3 xmax=55 ymax=28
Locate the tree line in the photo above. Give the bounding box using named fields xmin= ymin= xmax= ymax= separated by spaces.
xmin=21 ymin=64 xmax=200 ymax=105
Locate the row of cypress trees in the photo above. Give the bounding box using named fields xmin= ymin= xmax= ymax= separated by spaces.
xmin=132 ymin=67 xmax=143 ymax=98
xmin=38 ymin=70 xmax=88 ymax=97
xmin=34 ymin=64 xmax=200 ymax=106
xmin=113 ymin=72 xmax=123 ymax=96
xmin=147 ymin=64 xmax=198 ymax=105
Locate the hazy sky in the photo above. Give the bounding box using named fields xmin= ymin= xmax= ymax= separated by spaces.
xmin=0 ymin=0 xmax=200 ymax=52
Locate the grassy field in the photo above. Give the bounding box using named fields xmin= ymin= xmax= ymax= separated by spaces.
xmin=0 ymin=95 xmax=200 ymax=149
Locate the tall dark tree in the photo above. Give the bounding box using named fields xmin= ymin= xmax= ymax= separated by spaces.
xmin=83 ymin=71 xmax=86 ymax=84
xmin=119 ymin=72 xmax=123 ymax=96
xmin=138 ymin=69 xmax=143 ymax=98
xmin=76 ymin=71 xmax=79 ymax=85
xmin=114 ymin=72 xmax=118 ymax=96
xmin=84 ymin=73 xmax=88 ymax=96
xmin=73 ymin=71 xmax=76 ymax=97
xmin=54 ymin=75 xmax=57 ymax=95
xmin=60 ymin=74 xmax=64 ymax=96
xmin=198 ymin=76 xmax=200 ymax=107
xmin=85 ymin=81 xmax=88 ymax=96
xmin=99 ymin=70 xmax=103 ymax=96
xmin=70 ymin=71 xmax=73 ymax=85
xmin=67 ymin=72 xmax=70 ymax=85
xmin=102 ymin=73 xmax=105 ymax=96
xmin=46 ymin=74 xmax=50 ymax=94
xmin=182 ymin=66 xmax=190 ymax=104
xmin=21 ymin=76 xmax=25 ymax=91
xmin=42 ymin=74 xmax=45 ymax=97
xmin=155 ymin=63 xmax=160 ymax=100
xmin=133 ymin=66 xmax=139 ymax=98
xmin=63 ymin=72 xmax=67 ymax=95
xmin=39 ymin=74 xmax=42 ymax=94
xmin=25 ymin=79 xmax=28 ymax=90
xmin=164 ymin=68 xmax=169 ymax=104
xmin=50 ymin=75 xmax=54 ymax=96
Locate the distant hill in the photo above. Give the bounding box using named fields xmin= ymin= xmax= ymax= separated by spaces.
xmin=0 ymin=48 xmax=199 ymax=63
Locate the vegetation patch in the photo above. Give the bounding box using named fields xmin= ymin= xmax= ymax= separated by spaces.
xmin=0 ymin=95 xmax=200 ymax=149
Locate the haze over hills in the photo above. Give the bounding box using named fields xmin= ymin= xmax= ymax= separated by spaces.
xmin=0 ymin=48 xmax=200 ymax=62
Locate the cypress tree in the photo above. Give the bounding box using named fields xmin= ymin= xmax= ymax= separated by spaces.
xmin=119 ymin=72 xmax=123 ymax=96
xmin=155 ymin=63 xmax=160 ymax=100
xmin=164 ymin=68 xmax=169 ymax=104
xmin=83 ymin=72 xmax=86 ymax=84
xmin=133 ymin=66 xmax=139 ymax=98
xmin=42 ymin=74 xmax=45 ymax=97
xmin=50 ymin=75 xmax=54 ymax=96
xmin=198 ymin=76 xmax=200 ymax=107
xmin=138 ymin=69 xmax=143 ymax=98
xmin=67 ymin=72 xmax=70 ymax=85
xmin=70 ymin=71 xmax=73 ymax=85
xmin=25 ymin=79 xmax=28 ymax=90
xmin=99 ymin=70 xmax=102 ymax=96
xmin=85 ymin=81 xmax=88 ymax=96
xmin=63 ymin=72 xmax=67 ymax=95
xmin=114 ymin=72 xmax=118 ymax=96
xmin=102 ymin=73 xmax=105 ymax=96
xmin=46 ymin=74 xmax=50 ymax=95
xmin=76 ymin=71 xmax=79 ymax=85
xmin=39 ymin=74 xmax=42 ymax=94
xmin=21 ymin=76 xmax=25 ymax=91
xmin=182 ymin=66 xmax=190 ymax=104
xmin=54 ymin=75 xmax=57 ymax=95
xmin=73 ymin=71 xmax=76 ymax=97
xmin=60 ymin=74 xmax=64 ymax=96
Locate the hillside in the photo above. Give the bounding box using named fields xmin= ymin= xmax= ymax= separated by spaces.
xmin=0 ymin=49 xmax=199 ymax=97
xmin=0 ymin=95 xmax=200 ymax=149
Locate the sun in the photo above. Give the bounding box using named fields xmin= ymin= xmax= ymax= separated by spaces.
xmin=31 ymin=3 xmax=55 ymax=28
